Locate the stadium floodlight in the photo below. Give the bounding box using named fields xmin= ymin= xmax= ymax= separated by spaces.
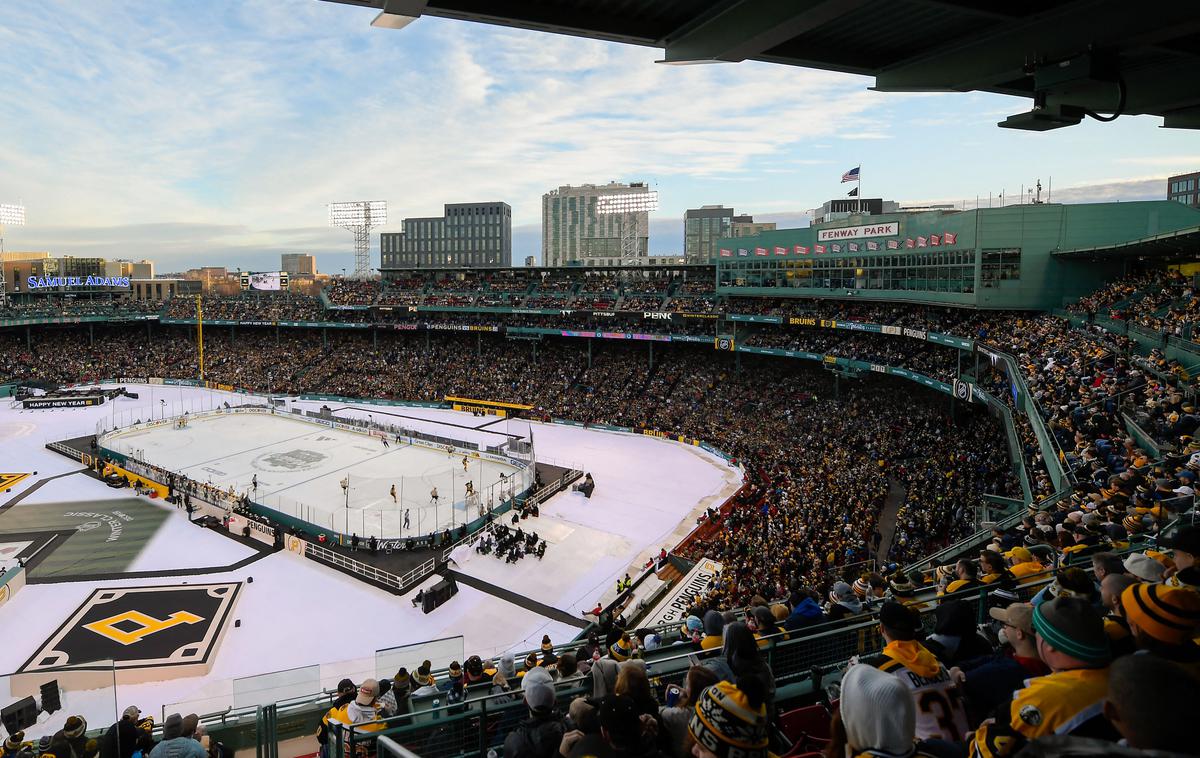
xmin=0 ymin=203 xmax=25 ymax=227
xmin=329 ymin=200 xmax=387 ymax=279
xmin=595 ymin=192 xmax=659 ymax=215
xmin=0 ymin=202 xmax=25 ymax=307
xmin=595 ymin=191 xmax=658 ymax=261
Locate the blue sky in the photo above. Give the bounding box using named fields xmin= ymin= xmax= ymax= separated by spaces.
xmin=0 ymin=0 xmax=1196 ymax=273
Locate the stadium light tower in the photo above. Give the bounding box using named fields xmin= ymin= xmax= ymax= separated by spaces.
xmin=0 ymin=202 xmax=26 ymax=308
xmin=596 ymin=191 xmax=658 ymax=262
xmin=329 ymin=201 xmax=386 ymax=279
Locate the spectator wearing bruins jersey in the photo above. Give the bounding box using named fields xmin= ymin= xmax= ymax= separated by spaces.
xmin=968 ymin=597 xmax=1115 ymax=758
xmin=859 ymin=602 xmax=969 ymax=743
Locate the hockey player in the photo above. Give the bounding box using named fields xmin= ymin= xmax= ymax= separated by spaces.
xmin=462 ymin=455 xmax=469 ymax=472
xmin=390 ymin=485 xmax=397 ymax=504
xmin=430 ymin=487 xmax=439 ymax=503
xmin=404 ymin=509 xmax=410 ymax=529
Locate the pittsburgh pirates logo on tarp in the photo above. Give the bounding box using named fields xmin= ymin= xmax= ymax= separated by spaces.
xmin=0 ymin=473 xmax=32 ymax=491
xmin=21 ymin=583 xmax=241 ymax=673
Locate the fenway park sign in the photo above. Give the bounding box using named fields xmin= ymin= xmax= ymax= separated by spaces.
xmin=816 ymin=222 xmax=899 ymax=241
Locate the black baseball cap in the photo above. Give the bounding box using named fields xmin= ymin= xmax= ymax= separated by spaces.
xmin=1160 ymin=524 xmax=1200 ymax=556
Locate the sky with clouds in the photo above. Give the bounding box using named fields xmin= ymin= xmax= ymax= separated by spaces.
xmin=0 ymin=0 xmax=1197 ymax=273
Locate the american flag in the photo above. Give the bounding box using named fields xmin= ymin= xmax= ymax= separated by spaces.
xmin=795 ymin=245 xmax=809 ymax=255
xmin=944 ymin=232 xmax=957 ymax=245
xmin=886 ymin=240 xmax=899 ymax=250
xmin=841 ymin=166 xmax=860 ymax=183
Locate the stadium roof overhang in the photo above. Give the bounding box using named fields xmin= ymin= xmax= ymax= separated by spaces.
xmin=321 ymin=0 xmax=1200 ymax=130
xmin=1053 ymin=225 xmax=1200 ymax=261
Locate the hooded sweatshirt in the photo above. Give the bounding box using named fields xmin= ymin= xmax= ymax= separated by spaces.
xmin=785 ymin=597 xmax=826 ymax=633
xmin=862 ymin=640 xmax=968 ymax=742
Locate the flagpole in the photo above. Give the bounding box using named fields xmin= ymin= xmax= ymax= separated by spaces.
xmin=858 ymin=166 xmax=863 ymax=215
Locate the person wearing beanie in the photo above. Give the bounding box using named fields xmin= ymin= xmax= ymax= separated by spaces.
xmin=50 ymin=717 xmax=94 ymax=758
xmin=148 ymin=714 xmax=205 ymax=758
xmin=1123 ymin=552 xmax=1166 ymax=583
xmin=411 ymin=663 xmax=439 ymax=698
xmin=3 ymin=731 xmax=27 ymax=758
xmin=834 ymin=664 xmax=931 ymax=758
xmin=700 ymin=610 xmax=725 ymax=650
xmin=377 ymin=668 xmax=412 ymax=718
xmin=502 ymin=677 xmax=564 ymax=758
xmin=860 ymin=602 xmax=968 ymax=742
xmin=609 ymin=632 xmax=633 ymax=662
xmin=1120 ymin=582 xmax=1200 ymax=677
xmin=318 ymin=680 xmax=362 ymax=757
xmin=447 ymin=661 xmax=464 ymax=685
xmin=826 ymin=581 xmax=863 ymax=621
xmin=968 ymin=596 xmax=1115 ymax=758
xmin=687 ymin=680 xmax=770 ymax=758
xmin=541 ymin=634 xmax=553 ymax=653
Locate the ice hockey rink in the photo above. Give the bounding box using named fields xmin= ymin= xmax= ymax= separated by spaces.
xmin=0 ymin=383 xmax=741 ymax=730
xmin=101 ymin=410 xmax=527 ymax=537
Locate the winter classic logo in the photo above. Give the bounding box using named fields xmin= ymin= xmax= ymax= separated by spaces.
xmin=252 ymin=449 xmax=326 ymax=472
xmin=1019 ymin=704 xmax=1043 ymax=726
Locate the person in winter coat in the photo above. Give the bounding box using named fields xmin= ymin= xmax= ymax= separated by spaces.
xmin=784 ymin=593 xmax=826 ymax=634
xmin=501 ymin=680 xmax=565 ymax=758
xmin=100 ymin=707 xmax=143 ymax=758
xmin=658 ymin=665 xmax=719 ymax=758
xmin=148 ymin=714 xmax=205 ymax=758
xmin=50 ymin=716 xmax=96 ymax=758
xmin=825 ymin=581 xmax=863 ymax=622
xmin=720 ymin=622 xmax=776 ymax=716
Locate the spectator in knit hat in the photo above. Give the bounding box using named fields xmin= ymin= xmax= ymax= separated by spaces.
xmin=1119 ymin=583 xmax=1200 ymax=678
xmin=832 ymin=664 xmax=956 ymax=758
xmin=968 ymin=596 xmax=1115 ymax=758
xmin=503 ymin=677 xmax=565 ymax=758
xmin=826 ymin=581 xmax=863 ymax=621
xmin=50 ymin=716 xmax=95 ymax=758
xmin=860 ymin=602 xmax=967 ymax=742
xmin=149 ymin=714 xmax=204 ymax=758
xmin=686 ymin=680 xmax=769 ymax=758
xmin=950 ymin=603 xmax=1049 ymax=725
xmin=3 ymin=731 xmax=30 ymax=758
xmin=1160 ymin=523 xmax=1200 ymax=589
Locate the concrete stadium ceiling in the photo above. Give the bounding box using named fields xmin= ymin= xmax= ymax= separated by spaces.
xmin=320 ymin=0 xmax=1200 ymax=130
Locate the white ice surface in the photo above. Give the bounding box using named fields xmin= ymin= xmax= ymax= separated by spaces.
xmin=0 ymin=385 xmax=741 ymax=736
xmin=103 ymin=411 xmax=521 ymax=538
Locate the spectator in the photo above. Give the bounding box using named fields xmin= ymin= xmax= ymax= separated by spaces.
xmin=701 ymin=610 xmax=725 ymax=650
xmin=784 ymin=590 xmax=826 ymax=633
xmin=968 ymin=596 xmax=1115 ymax=758
xmin=860 ymin=602 xmax=968 ymax=742
xmin=826 ymin=582 xmax=863 ymax=622
xmin=1119 ymin=583 xmax=1200 ymax=678
xmin=3 ymin=731 xmax=30 ymax=758
xmin=951 ymin=603 xmax=1049 ymax=724
xmin=1122 ymin=553 xmax=1165 ymax=583
xmin=1161 ymin=523 xmax=1200 ymax=589
xmin=50 ymin=716 xmax=96 ymax=758
xmin=1099 ymin=574 xmax=1139 ymax=658
xmin=149 ymin=714 xmax=204 ymax=758
xmin=832 ymin=664 xmax=953 ymax=758
xmin=562 ymin=694 xmax=665 ymax=758
xmin=658 ymin=666 xmax=719 ymax=758
xmin=1090 ymin=552 xmax=1125 ymax=583
xmin=1005 ymin=546 xmax=1046 ymax=584
xmin=720 ymin=622 xmax=776 ymax=716
xmin=686 ymin=680 xmax=770 ymax=758
xmin=1101 ymin=653 xmax=1200 ymax=755
xmin=502 ymin=678 xmax=565 ymax=758
xmin=100 ymin=707 xmax=144 ymax=758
